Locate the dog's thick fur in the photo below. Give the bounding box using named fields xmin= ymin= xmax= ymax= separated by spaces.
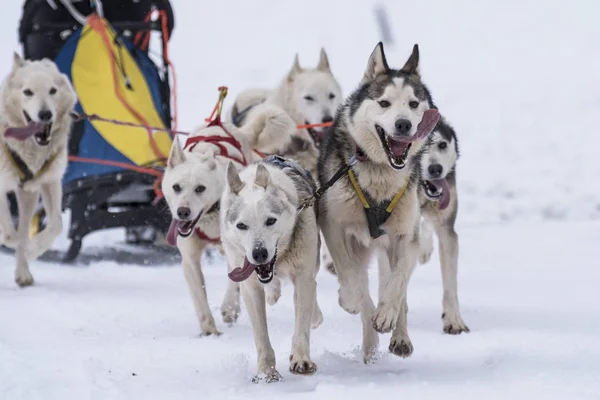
xmin=318 ymin=43 xmax=436 ymax=362
xmin=0 ymin=54 xmax=76 ymax=286
xmin=220 ymin=158 xmax=323 ymax=382
xmin=229 ymin=49 xmax=343 ymax=177
xmin=417 ymin=124 xmax=469 ymax=334
xmin=162 ymin=112 xmax=292 ymax=336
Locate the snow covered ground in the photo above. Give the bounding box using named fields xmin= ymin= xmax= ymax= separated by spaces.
xmin=1 ymin=0 xmax=599 ymax=399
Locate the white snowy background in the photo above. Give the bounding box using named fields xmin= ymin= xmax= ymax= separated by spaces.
xmin=1 ymin=0 xmax=599 ymax=399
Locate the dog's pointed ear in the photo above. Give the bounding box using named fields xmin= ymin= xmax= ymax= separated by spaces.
xmin=363 ymin=42 xmax=389 ymax=82
xmin=227 ymin=162 xmax=245 ymax=194
xmin=168 ymin=138 xmax=185 ymax=168
xmin=12 ymin=52 xmax=25 ymax=70
xmin=254 ymin=164 xmax=270 ymax=189
xmin=400 ymin=44 xmax=420 ymax=75
xmin=317 ymin=48 xmax=331 ymax=72
xmin=287 ymin=54 xmax=303 ymax=82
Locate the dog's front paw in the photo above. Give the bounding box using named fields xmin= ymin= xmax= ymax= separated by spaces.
xmin=15 ymin=268 xmax=34 ymax=287
xmin=199 ymin=318 xmax=222 ymax=337
xmin=289 ymin=355 xmax=317 ymax=375
xmin=221 ymin=307 xmax=239 ymax=325
xmin=338 ymin=285 xmax=360 ymax=315
xmin=372 ymin=303 xmax=399 ymax=333
xmin=220 ymin=299 xmax=240 ymax=325
xmin=442 ymin=312 xmax=470 ymax=335
xmin=265 ymin=283 xmax=281 ymax=306
xmin=388 ymin=335 xmax=413 ymax=358
xmin=252 ymin=370 xmax=283 ymax=384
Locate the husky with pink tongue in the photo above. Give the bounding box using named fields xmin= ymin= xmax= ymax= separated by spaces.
xmin=417 ymin=124 xmax=469 ymax=335
xmin=220 ymin=157 xmax=323 ymax=383
xmin=317 ymin=42 xmax=442 ymax=363
xmin=161 ymin=108 xmax=295 ymax=337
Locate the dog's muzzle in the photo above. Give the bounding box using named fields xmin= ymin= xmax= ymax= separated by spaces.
xmin=228 ymin=251 xmax=277 ymax=284
xmin=422 ymin=178 xmax=450 ymax=210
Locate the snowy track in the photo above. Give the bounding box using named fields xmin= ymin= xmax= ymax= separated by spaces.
xmin=1 ymin=221 xmax=599 ymax=399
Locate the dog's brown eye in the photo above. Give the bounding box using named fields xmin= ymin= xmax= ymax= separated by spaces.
xmin=378 ymin=100 xmax=391 ymax=108
xmin=49 ymin=87 xmax=57 ymax=95
xmin=409 ymin=101 xmax=419 ymax=109
xmin=304 ymin=95 xmax=314 ymax=102
xmin=329 ymin=93 xmax=335 ymax=100
xmin=23 ymin=89 xmax=33 ymax=96
xmin=195 ymin=185 xmax=205 ymax=194
xmin=438 ymin=142 xmax=447 ymax=150
xmin=265 ymin=217 xmax=277 ymax=227
xmin=236 ymin=222 xmax=248 ymax=230
xmin=172 ymin=184 xmax=182 ymax=193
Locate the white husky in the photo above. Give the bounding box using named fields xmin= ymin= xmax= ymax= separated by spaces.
xmin=230 ymin=48 xmax=343 ymax=176
xmin=161 ymin=108 xmax=294 ymax=336
xmin=220 ymin=157 xmax=323 ymax=382
xmin=0 ymin=53 xmax=77 ymax=287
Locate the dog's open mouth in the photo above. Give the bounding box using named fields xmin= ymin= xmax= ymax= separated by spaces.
xmin=228 ymin=251 xmax=278 ymax=284
xmin=374 ymin=109 xmax=441 ymax=170
xmin=306 ymin=121 xmax=327 ymax=147
xmin=4 ymin=111 xmax=52 ymax=145
xmin=165 ymin=210 xmax=203 ymax=245
xmin=34 ymin=123 xmax=52 ymax=146
xmin=422 ymin=178 xmax=451 ymax=210
xmin=376 ymin=124 xmax=412 ymax=170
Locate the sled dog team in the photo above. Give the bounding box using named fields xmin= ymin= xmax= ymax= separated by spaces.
xmin=0 ymin=42 xmax=468 ymax=382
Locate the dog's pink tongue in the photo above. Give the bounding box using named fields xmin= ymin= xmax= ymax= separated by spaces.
xmin=431 ymin=178 xmax=451 ymax=210
xmin=228 ymin=258 xmax=256 ymax=283
xmin=396 ymin=109 xmax=441 ymax=143
xmin=166 ymin=219 xmax=180 ymax=246
xmin=4 ymin=122 xmax=45 ymax=141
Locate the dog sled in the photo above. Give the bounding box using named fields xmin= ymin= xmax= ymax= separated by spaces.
xmin=12 ymin=0 xmax=176 ymax=261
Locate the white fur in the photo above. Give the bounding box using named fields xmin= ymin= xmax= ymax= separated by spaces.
xmin=221 ymin=162 xmax=322 ymax=381
xmin=162 ymin=113 xmax=293 ymax=336
xmin=0 ymin=53 xmax=77 ymax=287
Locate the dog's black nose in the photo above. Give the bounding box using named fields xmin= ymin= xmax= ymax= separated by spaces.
xmin=252 ymin=247 xmax=269 ymax=264
xmin=322 ymin=115 xmax=333 ymax=124
xmin=428 ymin=164 xmax=443 ymax=178
xmin=395 ymin=119 xmax=412 ymax=134
xmin=38 ymin=110 xmax=53 ymax=122
xmin=177 ymin=207 xmax=191 ymax=220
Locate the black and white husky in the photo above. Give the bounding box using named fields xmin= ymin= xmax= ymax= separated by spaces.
xmin=317 ymin=42 xmax=440 ymax=362
xmin=418 ymin=124 xmax=469 ymax=334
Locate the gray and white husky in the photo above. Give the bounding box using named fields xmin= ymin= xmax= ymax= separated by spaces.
xmin=317 ymin=42 xmax=440 ymax=362
xmin=0 ymin=54 xmax=77 ymax=287
xmin=417 ymin=124 xmax=469 ymax=334
xmin=220 ymin=156 xmax=323 ymax=382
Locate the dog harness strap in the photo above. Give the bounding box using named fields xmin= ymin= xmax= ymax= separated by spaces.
xmin=193 ymin=200 xmax=221 ymax=243
xmin=348 ymin=168 xmax=409 ymax=239
xmin=3 ymin=144 xmax=58 ymax=187
xmin=184 ymin=134 xmax=247 ymax=166
xmin=347 ymin=169 xmax=370 ymax=209
xmin=193 ymin=228 xmax=220 ymax=243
